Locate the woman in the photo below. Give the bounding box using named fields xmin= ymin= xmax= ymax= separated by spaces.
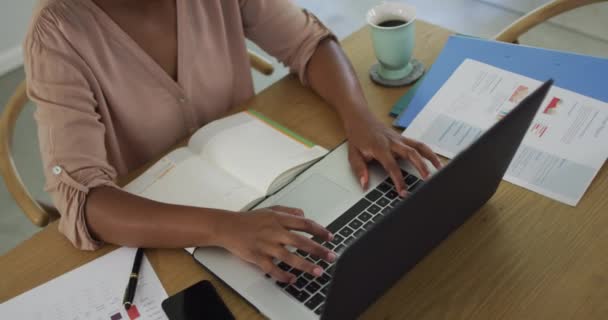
xmin=25 ymin=0 xmax=441 ymax=284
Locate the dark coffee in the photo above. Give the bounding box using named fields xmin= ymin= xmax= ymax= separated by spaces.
xmin=378 ymin=19 xmax=407 ymax=27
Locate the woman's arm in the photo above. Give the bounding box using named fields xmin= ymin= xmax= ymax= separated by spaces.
xmin=306 ymin=39 xmax=442 ymax=195
xmin=86 ymin=186 xmax=229 ymax=248
xmin=238 ymin=1 xmax=439 ymax=192
xmin=86 ymin=186 xmax=335 ymax=283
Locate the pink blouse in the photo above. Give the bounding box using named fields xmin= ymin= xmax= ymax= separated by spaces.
xmin=24 ymin=0 xmax=334 ymax=250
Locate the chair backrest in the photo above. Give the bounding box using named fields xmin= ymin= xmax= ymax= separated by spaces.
xmin=494 ymin=0 xmax=607 ymax=43
xmin=0 ymin=50 xmax=273 ymax=227
xmin=0 ymin=81 xmax=57 ymax=227
xmin=248 ymin=49 xmax=275 ymax=75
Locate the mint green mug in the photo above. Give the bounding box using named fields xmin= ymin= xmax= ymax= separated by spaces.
xmin=367 ymin=2 xmax=417 ymax=80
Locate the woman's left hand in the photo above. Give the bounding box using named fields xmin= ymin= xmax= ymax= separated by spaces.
xmin=344 ymin=112 xmax=443 ymax=197
xmin=305 ymin=39 xmax=441 ymax=193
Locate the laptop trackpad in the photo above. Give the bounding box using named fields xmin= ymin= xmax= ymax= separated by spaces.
xmin=270 ymin=174 xmax=352 ymax=226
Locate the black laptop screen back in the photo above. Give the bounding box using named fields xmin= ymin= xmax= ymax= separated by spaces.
xmin=322 ymin=80 xmax=553 ymax=320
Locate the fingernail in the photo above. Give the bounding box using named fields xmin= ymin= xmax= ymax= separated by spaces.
xmin=327 ymin=252 xmax=337 ymax=262
xmin=313 ymin=267 xmax=323 ymax=277
xmin=360 ymin=177 xmax=366 ymax=188
xmin=400 ymin=190 xmax=407 ymax=197
xmin=328 ymin=233 xmax=334 ymax=240
xmin=290 ymin=276 xmax=297 ymax=284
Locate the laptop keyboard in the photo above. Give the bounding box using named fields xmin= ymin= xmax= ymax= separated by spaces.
xmin=274 ymin=169 xmax=423 ymax=315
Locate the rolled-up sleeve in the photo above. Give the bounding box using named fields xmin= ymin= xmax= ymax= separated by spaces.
xmin=24 ymin=12 xmax=118 ymax=250
xmin=239 ymin=0 xmax=336 ymax=85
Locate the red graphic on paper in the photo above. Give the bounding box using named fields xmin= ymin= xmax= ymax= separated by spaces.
xmin=127 ymin=305 xmax=140 ymax=320
xmin=530 ymin=123 xmax=548 ymax=138
xmin=543 ymin=97 xmax=561 ymax=114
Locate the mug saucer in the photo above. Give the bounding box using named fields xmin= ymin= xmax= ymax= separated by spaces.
xmin=369 ymin=58 xmax=425 ymax=87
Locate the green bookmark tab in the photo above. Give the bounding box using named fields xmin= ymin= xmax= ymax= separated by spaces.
xmin=247 ymin=109 xmax=315 ymax=148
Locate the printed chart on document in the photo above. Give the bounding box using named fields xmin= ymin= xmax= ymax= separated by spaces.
xmin=404 ymin=59 xmax=608 ymax=206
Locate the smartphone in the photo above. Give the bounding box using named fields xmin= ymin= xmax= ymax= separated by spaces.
xmin=161 ymin=280 xmax=235 ymax=320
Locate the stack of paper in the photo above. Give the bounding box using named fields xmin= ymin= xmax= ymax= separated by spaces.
xmin=403 ymin=59 xmax=608 ymax=206
xmin=394 ymin=35 xmax=608 ymax=129
xmin=0 ymin=247 xmax=168 ymax=320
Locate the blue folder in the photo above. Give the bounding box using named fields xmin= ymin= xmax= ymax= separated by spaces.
xmin=394 ymin=35 xmax=608 ymax=128
xmin=389 ymin=76 xmax=423 ymax=117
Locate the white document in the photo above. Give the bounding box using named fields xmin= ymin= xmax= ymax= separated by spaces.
xmin=0 ymin=247 xmax=168 ymax=320
xmin=404 ymin=59 xmax=608 ymax=206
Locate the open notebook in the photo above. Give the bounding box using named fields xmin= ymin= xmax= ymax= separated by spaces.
xmin=124 ymin=110 xmax=328 ymax=214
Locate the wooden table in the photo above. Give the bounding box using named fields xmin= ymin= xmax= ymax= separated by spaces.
xmin=2 ymin=21 xmax=608 ymax=320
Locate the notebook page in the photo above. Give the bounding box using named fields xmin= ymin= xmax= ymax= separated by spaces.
xmin=125 ymin=154 xmax=262 ymax=212
xmin=188 ymin=111 xmax=327 ymax=194
xmin=0 ymin=247 xmax=167 ymax=320
xmin=123 ymin=147 xmax=263 ymax=254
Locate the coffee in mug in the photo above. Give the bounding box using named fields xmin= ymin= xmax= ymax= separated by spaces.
xmin=378 ymin=19 xmax=408 ymax=28
xmin=367 ymin=2 xmax=418 ymax=81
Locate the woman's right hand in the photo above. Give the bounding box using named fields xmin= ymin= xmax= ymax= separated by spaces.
xmin=218 ymin=206 xmax=336 ymax=284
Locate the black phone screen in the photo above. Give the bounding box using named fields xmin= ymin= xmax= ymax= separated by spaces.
xmin=161 ymin=280 xmax=235 ymax=320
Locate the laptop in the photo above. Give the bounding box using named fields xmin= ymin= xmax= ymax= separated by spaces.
xmin=193 ymin=80 xmax=553 ymax=319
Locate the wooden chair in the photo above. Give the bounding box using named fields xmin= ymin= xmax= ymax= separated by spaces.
xmin=494 ymin=0 xmax=607 ymax=43
xmin=0 ymin=81 xmax=58 ymax=227
xmin=248 ymin=50 xmax=275 ymax=76
xmin=0 ymin=50 xmax=274 ymax=227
